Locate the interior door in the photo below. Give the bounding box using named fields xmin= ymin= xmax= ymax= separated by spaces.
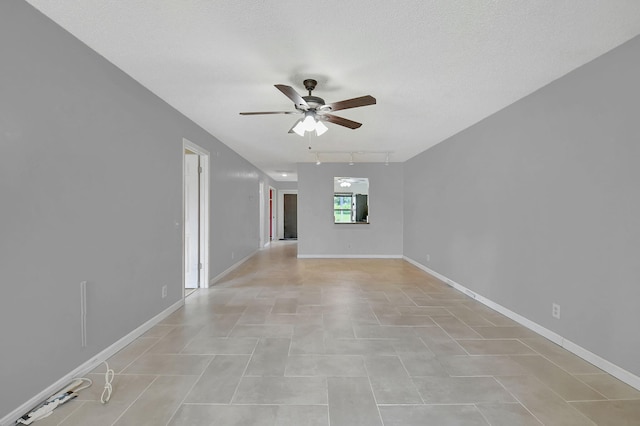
xmin=355 ymin=194 xmax=368 ymax=222
xmin=283 ymin=193 xmax=297 ymax=239
xmin=184 ymin=152 xmax=199 ymax=288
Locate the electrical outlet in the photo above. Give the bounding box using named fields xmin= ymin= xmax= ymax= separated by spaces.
xmin=552 ymin=303 xmax=560 ymax=319
xmin=231 ymin=251 xmax=235 ymax=260
xmin=162 ymin=285 xmax=167 ymax=299
xmin=426 ymin=254 xmax=430 ymax=262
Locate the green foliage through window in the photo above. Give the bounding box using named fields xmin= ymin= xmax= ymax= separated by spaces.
xmin=334 ymin=194 xmax=353 ymax=223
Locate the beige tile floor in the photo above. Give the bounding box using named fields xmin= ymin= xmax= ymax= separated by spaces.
xmin=36 ymin=242 xmax=640 ymax=425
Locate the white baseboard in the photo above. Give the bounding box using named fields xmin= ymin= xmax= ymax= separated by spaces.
xmin=562 ymin=338 xmax=640 ymax=390
xmin=210 ymin=250 xmax=257 ymax=285
xmin=297 ymin=254 xmax=403 ymax=259
xmin=403 ymin=256 xmax=640 ymax=391
xmin=1 ymin=299 xmax=184 ymax=426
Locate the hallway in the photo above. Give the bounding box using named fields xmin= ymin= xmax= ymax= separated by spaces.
xmin=36 ymin=242 xmax=640 ymax=425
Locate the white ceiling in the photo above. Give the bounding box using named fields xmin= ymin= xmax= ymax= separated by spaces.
xmin=25 ymin=1 xmax=640 ymax=181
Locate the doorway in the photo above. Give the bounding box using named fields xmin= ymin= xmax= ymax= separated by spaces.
xmin=277 ymin=190 xmax=297 ymax=240
xmin=283 ymin=193 xmax=298 ymax=240
xmin=183 ymin=139 xmax=210 ymax=296
xmin=269 ymin=186 xmax=276 ymax=242
xmin=259 ymin=181 xmax=267 ymax=249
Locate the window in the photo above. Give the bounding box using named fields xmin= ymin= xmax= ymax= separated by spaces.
xmin=333 ymin=177 xmax=369 ymax=224
xmin=334 ymin=193 xmax=353 ymax=223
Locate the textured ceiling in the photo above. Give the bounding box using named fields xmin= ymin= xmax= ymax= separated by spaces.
xmin=25 ymin=0 xmax=640 ymax=181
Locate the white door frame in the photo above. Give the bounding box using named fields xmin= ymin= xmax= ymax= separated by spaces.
xmin=182 ymin=138 xmax=210 ymax=293
xmin=259 ymin=181 xmax=265 ymax=249
xmin=277 ymin=189 xmax=298 ymax=240
xmin=184 ymin=153 xmax=200 ymax=289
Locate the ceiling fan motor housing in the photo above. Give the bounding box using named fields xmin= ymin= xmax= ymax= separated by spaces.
xmin=301 ymin=79 xmax=326 ymax=109
xmin=301 ymin=95 xmax=325 ymax=109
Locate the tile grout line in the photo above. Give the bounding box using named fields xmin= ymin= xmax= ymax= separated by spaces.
xmin=515 ymin=339 xmax=609 ymax=400
xmin=395 ymin=347 xmax=432 ymax=401
xmin=473 ymin=402 xmax=497 ymax=426
xmin=54 ymin=401 xmax=87 ymax=426
xmin=163 ymin=355 xmax=217 ymax=426
xmin=364 ymin=371 xmax=386 ymax=426
xmin=113 ymin=336 xmax=163 ymax=375
xmin=108 ymin=375 xmax=160 ymax=426
xmin=494 ymin=375 xmax=597 ymax=426
xmin=227 ymin=341 xmax=259 ymax=405
xmin=491 ymin=376 xmax=546 ymax=426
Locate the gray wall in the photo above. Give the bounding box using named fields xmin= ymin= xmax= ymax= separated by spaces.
xmin=3 ymin=0 xmax=639 ymax=419
xmin=404 ymin=35 xmax=640 ymax=376
xmin=0 ymin=1 xmax=275 ymax=418
xmin=275 ymin=181 xmax=298 ymax=191
xmin=298 ymin=163 xmax=403 ymax=257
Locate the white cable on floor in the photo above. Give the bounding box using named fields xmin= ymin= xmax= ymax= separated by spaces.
xmin=73 ymin=377 xmax=93 ymax=393
xmin=17 ymin=378 xmax=93 ymax=425
xmin=100 ymin=361 xmax=114 ymax=404
xmin=19 ymin=362 xmax=114 ymax=423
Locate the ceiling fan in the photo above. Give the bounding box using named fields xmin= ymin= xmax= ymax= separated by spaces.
xmin=239 ymin=79 xmax=376 ymax=136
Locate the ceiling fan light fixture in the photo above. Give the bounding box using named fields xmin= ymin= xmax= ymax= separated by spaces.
xmin=293 ymin=113 xmax=328 ymax=137
xmin=302 ymin=113 xmax=316 ymax=132
xmin=315 ymin=120 xmax=328 ymax=136
xmin=292 ymin=119 xmax=306 ymax=136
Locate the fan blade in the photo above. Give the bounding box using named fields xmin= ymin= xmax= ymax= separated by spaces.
xmin=321 ymin=114 xmax=362 ymax=129
xmin=325 ymin=95 xmax=376 ymax=112
xmin=239 ymin=111 xmax=299 ymax=115
xmin=275 ymin=84 xmax=309 ymax=110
